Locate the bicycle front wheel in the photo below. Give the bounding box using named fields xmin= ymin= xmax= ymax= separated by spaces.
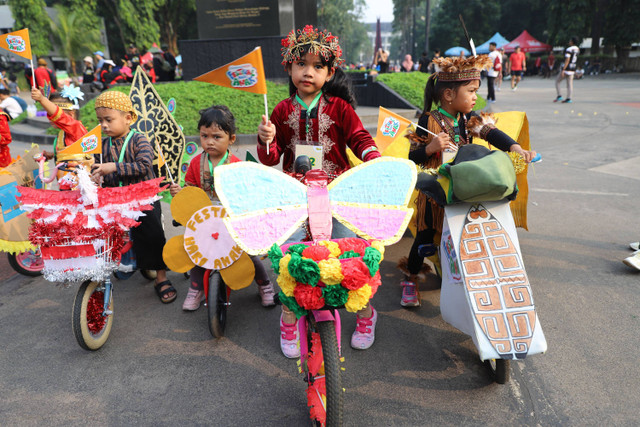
xmin=207 ymin=271 xmax=228 ymax=338
xmin=306 ymin=319 xmax=343 ymax=426
xmin=72 ymin=280 xmax=113 ymax=351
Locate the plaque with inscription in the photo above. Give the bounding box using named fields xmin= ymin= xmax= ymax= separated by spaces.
xmin=196 ymin=0 xmax=281 ymax=39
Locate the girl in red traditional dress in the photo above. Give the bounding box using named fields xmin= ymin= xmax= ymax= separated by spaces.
xmin=257 ymin=26 xmax=382 ymax=358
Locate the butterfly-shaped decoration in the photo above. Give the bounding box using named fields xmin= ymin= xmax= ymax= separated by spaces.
xmin=214 ymin=157 xmax=417 ymax=255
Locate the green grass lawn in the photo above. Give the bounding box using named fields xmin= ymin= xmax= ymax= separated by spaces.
xmin=376 ymin=71 xmax=487 ymax=111
xmin=75 ymin=80 xmax=290 ymax=136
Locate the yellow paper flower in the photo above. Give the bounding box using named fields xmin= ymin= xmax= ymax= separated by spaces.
xmin=318 ymin=258 xmax=344 ymax=285
xmin=277 ymin=270 xmax=297 ymax=297
xmin=345 ymin=284 xmax=372 ymax=312
xmin=370 ymin=240 xmax=385 ymax=261
xmin=318 ymin=240 xmax=341 ymax=258
xmin=276 ymin=254 xmax=296 ymax=296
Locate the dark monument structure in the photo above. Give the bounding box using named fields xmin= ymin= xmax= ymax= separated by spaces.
xmin=180 ymin=0 xmax=317 ymax=81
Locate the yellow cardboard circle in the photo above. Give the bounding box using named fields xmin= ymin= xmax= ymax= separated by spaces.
xmin=220 ymin=252 xmax=255 ymax=290
xmin=171 ymin=187 xmax=212 ymax=225
xmin=162 ymin=235 xmax=195 ymax=273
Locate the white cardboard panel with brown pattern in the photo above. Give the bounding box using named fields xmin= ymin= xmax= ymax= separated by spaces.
xmin=440 ymin=201 xmax=547 ymax=361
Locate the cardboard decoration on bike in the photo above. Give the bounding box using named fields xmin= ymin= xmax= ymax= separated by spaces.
xmin=213 ymin=157 xmax=417 ymax=314
xmin=0 ymin=145 xmax=43 ymax=254
xmin=162 ymin=186 xmax=255 ymax=290
xmin=17 ymin=167 xmax=166 ymax=283
xmin=213 ymin=157 xmax=417 ymax=255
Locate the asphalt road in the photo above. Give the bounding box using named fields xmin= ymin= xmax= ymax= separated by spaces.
xmin=1 ymin=73 xmax=639 ymax=426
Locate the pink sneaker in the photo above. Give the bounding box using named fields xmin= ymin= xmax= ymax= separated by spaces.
xmin=280 ymin=314 xmax=300 ymax=358
xmin=258 ymin=281 xmax=276 ymax=307
xmin=182 ymin=288 xmax=204 ymax=311
xmin=350 ymin=307 xmax=377 ymax=350
xmin=400 ymin=281 xmax=420 ymax=307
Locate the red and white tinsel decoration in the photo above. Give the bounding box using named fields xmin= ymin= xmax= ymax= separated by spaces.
xmin=17 ymin=167 xmax=166 ymax=283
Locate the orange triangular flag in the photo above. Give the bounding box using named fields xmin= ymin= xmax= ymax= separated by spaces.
xmin=156 ymin=141 xmax=166 ymax=168
xmin=194 ymin=47 xmax=267 ymax=95
xmin=58 ymin=126 xmax=102 ymax=156
xmin=375 ymin=107 xmax=412 ymax=152
xmin=0 ymin=29 xmax=32 ymax=60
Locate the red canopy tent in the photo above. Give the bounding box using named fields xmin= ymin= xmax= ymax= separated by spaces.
xmin=503 ymin=30 xmax=552 ymax=53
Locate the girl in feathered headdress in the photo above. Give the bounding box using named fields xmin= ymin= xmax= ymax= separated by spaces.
xmin=397 ymin=55 xmax=536 ymax=307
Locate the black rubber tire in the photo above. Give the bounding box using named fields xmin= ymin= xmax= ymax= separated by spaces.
xmin=316 ymin=320 xmax=343 ymax=426
xmin=207 ymin=271 xmax=227 ymax=338
xmin=72 ymin=280 xmax=113 ymax=351
xmin=485 ymin=358 xmax=511 ymax=384
xmin=140 ymin=269 xmax=157 ymax=280
xmin=7 ymin=250 xmax=43 ymax=277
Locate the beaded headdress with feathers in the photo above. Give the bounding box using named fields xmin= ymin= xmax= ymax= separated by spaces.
xmin=281 ymin=25 xmax=344 ymax=69
xmin=433 ymin=55 xmax=493 ymax=81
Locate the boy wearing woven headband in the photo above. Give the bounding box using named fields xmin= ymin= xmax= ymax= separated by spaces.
xmin=91 ymin=90 xmax=177 ymax=304
xmin=257 ymin=25 xmax=381 ymax=357
xmin=398 ymin=56 xmax=536 ymax=308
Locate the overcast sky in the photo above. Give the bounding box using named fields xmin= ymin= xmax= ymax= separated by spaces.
xmin=362 ymin=0 xmax=394 ymax=23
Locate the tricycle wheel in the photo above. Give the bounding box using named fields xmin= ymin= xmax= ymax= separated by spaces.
xmin=7 ymin=250 xmax=44 ymax=276
xmin=72 ymin=280 xmax=113 ymax=351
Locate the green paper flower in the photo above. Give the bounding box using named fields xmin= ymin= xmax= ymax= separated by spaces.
xmin=286 ymin=243 xmax=308 ymax=255
xmin=278 ymin=292 xmax=308 ymax=319
xmin=267 ymin=244 xmax=283 ymax=274
xmin=363 ymin=246 xmax=382 ymax=276
xmin=287 ymin=253 xmax=320 ymax=286
xmin=322 ymin=285 xmax=349 ymax=307
xmin=338 ymin=250 xmax=360 ymax=259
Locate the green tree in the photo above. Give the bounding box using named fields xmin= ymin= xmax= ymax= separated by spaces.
xmin=155 ymin=0 xmax=197 ymax=54
xmin=96 ymin=0 xmax=163 ymax=58
xmin=602 ymin=0 xmax=640 ymax=62
xmin=49 ymin=4 xmax=102 ymax=75
xmin=8 ymin=0 xmax=52 ymax=57
xmin=318 ymin=0 xmax=371 ymax=65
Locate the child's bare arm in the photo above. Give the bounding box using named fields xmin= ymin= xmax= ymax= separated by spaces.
xmin=169 ymin=183 xmax=181 ymax=196
xmin=31 ymin=88 xmax=58 ymax=116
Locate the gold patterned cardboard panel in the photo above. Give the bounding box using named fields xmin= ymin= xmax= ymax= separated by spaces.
xmin=459 ymin=204 xmax=535 ymax=359
xmin=129 ymin=66 xmax=185 ymax=187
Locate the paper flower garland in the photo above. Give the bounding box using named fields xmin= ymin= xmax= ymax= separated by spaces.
xmin=268 ymin=238 xmax=384 ymax=317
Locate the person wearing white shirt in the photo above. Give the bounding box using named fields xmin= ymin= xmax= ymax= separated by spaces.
xmin=554 ymin=37 xmax=580 ymax=103
xmin=486 ymin=42 xmax=501 ymax=102
xmin=0 ymin=89 xmax=23 ymax=119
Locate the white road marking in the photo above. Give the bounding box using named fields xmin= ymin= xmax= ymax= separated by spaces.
xmin=531 ymin=189 xmax=628 ymax=196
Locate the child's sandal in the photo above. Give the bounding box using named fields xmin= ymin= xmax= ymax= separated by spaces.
xmin=154 ymin=280 xmax=177 ymax=304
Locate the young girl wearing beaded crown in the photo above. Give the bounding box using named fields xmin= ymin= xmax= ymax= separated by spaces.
xmin=397 ymin=55 xmax=536 ymax=307
xmin=257 ymin=25 xmax=381 ymax=358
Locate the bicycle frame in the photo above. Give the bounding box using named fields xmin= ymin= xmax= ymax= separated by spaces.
xmin=202 ymin=269 xmax=231 ymax=307
xmin=299 ymin=309 xmax=342 ymax=358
